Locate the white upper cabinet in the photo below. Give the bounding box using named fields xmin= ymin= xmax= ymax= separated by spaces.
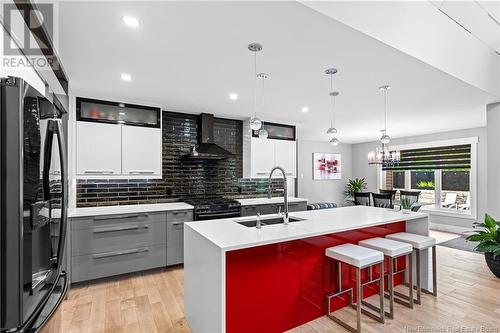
xmin=76 ymin=122 xmax=122 ymax=176
xmin=274 ymin=139 xmax=296 ymax=178
xmin=75 ymin=98 xmax=162 ymax=179
xmin=247 ymin=138 xmax=297 ymax=178
xmin=122 ymin=126 xmax=162 ymax=176
xmin=243 ymin=120 xmax=297 ymax=179
xmin=250 ymin=138 xmax=275 ymax=177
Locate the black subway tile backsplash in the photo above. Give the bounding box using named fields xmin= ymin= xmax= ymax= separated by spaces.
xmin=76 ymin=111 xmax=283 ymax=207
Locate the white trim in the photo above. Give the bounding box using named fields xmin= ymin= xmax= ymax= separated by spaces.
xmin=429 ymin=223 xmax=471 ymax=235
xmin=420 ymin=205 xmax=476 ymax=220
xmin=387 ymin=136 xmax=478 ymax=151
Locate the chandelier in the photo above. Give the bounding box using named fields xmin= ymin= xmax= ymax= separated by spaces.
xmin=367 ymin=85 xmax=400 ymax=166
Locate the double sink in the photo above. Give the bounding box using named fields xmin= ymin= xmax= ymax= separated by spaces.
xmin=237 ymin=216 xmax=305 ymax=228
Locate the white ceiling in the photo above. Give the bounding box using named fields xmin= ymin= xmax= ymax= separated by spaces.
xmin=58 ymin=1 xmax=497 ymax=144
xmin=431 ymin=0 xmax=500 ymax=53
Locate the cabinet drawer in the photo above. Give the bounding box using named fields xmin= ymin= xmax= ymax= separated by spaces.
xmin=72 ymin=212 xmax=166 ymax=231
xmin=166 ymin=219 xmax=185 ymax=266
xmin=72 ymin=220 xmax=166 ymax=256
xmin=166 ymin=210 xmax=193 ymax=266
xmin=72 ymin=244 xmax=166 ymax=283
xmin=166 ymin=210 xmax=193 ymax=222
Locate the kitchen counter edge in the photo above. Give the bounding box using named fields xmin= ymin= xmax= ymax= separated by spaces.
xmin=68 ymin=202 xmax=194 ymax=218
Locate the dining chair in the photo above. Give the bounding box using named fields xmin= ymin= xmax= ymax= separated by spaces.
xmin=372 ymin=193 xmax=393 ymax=209
xmin=379 ymin=189 xmax=397 ymax=200
xmin=400 ymin=190 xmax=420 ymax=209
xmin=354 ymin=192 xmax=371 ymax=206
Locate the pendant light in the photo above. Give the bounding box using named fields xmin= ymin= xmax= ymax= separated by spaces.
xmin=248 ymin=42 xmax=263 ymax=131
xmin=380 ymin=85 xmax=391 ymax=144
xmin=367 ymin=85 xmax=400 ymax=166
xmin=325 ymin=68 xmax=340 ymax=145
xmin=257 ymin=72 xmax=269 ymax=139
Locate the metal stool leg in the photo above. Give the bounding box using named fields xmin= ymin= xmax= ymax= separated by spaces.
xmin=326 ymin=261 xmax=359 ymax=333
xmin=408 ymin=252 xmax=414 ymax=308
xmin=416 ymin=249 xmax=421 ymax=305
xmin=391 ymin=252 xmax=414 ymax=309
xmin=356 ymin=268 xmax=362 ymax=333
xmin=360 ymin=263 xmax=385 ymax=324
xmin=432 ymin=246 xmax=437 ymax=296
xmin=387 ymin=257 xmax=394 ymax=319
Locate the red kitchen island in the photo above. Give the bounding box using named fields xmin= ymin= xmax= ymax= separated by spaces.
xmin=184 ymin=205 xmax=430 ymax=333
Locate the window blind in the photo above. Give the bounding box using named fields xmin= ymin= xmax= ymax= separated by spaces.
xmin=383 ymin=144 xmax=471 ymax=171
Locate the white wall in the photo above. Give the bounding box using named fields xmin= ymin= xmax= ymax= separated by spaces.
xmin=352 ymin=127 xmax=487 ymax=230
xmin=297 ymin=140 xmax=352 ymax=206
xmin=487 ymin=103 xmax=500 ymax=220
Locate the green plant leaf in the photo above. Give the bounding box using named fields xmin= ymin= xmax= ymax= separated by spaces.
xmin=466 ymin=234 xmax=488 ymax=242
xmin=484 ymin=214 xmax=497 ymax=230
xmin=475 ymin=241 xmax=500 ymax=253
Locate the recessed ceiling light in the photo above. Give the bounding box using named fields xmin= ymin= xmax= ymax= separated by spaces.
xmin=120 ymin=73 xmax=132 ymax=81
xmin=301 ymin=106 xmax=309 ymax=113
xmin=229 ymin=93 xmax=238 ymax=100
xmin=121 ymin=16 xmax=140 ymax=28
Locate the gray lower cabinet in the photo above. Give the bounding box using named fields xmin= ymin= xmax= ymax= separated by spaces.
xmin=166 ymin=210 xmax=193 ymax=266
xmin=240 ymin=201 xmax=307 ymax=217
xmin=71 ymin=211 xmax=168 ymax=283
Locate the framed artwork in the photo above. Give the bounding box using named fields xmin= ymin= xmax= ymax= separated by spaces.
xmin=313 ymin=153 xmax=341 ymax=180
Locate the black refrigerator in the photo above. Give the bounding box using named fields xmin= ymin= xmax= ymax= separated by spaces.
xmin=1 ymin=77 xmax=68 ymax=332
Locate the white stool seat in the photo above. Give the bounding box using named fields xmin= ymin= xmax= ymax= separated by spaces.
xmin=359 ymin=237 xmax=413 ymax=258
xmin=386 ymin=232 xmax=435 ymax=250
xmin=325 ymin=244 xmax=384 ymax=268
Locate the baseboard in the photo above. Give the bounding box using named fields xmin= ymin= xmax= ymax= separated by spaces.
xmin=429 ymin=222 xmax=471 ymax=235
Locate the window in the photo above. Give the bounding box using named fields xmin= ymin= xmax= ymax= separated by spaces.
xmin=441 ymin=170 xmax=470 ymax=211
xmin=410 ymin=170 xmax=435 ymax=204
xmin=393 ymin=171 xmax=405 ymax=189
xmin=380 ymin=139 xmax=477 ymax=218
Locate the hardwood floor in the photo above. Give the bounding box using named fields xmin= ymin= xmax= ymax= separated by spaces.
xmin=41 ymin=240 xmax=500 ymax=333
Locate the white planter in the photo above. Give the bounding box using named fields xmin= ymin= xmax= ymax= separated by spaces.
xmin=402 ymin=208 xmax=411 ymax=214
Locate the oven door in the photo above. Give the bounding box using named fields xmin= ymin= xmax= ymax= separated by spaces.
xmin=196 ymin=210 xmax=241 ymax=221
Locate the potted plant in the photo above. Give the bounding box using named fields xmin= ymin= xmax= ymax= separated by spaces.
xmin=401 ymin=198 xmax=412 ymax=214
xmin=465 ymin=214 xmax=500 ymax=278
xmin=344 ymin=178 xmax=367 ymax=199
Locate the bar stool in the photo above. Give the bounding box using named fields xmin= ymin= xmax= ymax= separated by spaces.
xmin=325 ymin=244 xmax=385 ymax=333
xmin=386 ymin=232 xmax=437 ymax=305
xmin=358 ymin=237 xmax=414 ymax=319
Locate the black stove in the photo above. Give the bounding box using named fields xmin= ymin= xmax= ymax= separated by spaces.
xmin=185 ymin=198 xmax=241 ymax=220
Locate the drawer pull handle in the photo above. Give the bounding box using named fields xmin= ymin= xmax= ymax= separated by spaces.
xmin=172 ymin=211 xmax=187 ymax=215
xmin=256 ymin=172 xmax=268 ymax=175
xmin=172 ymin=222 xmax=184 ymax=226
xmin=93 ymin=247 xmax=149 ymax=259
xmin=84 ymin=170 xmax=115 ymax=174
xmin=128 ymin=170 xmax=155 ymax=174
xmin=93 ymin=224 xmax=149 ymax=233
xmin=93 ymin=213 xmax=149 ymax=221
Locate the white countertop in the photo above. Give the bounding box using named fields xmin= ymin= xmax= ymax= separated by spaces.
xmin=69 ymin=202 xmax=193 ymax=218
xmin=236 ymin=197 xmax=307 ymax=206
xmin=185 ymin=205 xmax=428 ymax=251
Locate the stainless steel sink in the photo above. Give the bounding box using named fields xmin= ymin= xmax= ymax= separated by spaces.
xmin=237 ymin=216 xmax=305 ymax=228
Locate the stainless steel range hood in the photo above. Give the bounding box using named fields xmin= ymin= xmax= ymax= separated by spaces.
xmin=187 ymin=113 xmax=234 ymax=160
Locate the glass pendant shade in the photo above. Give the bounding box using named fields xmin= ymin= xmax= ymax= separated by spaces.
xmin=249 ymin=117 xmax=262 ymax=131
xmin=258 ymin=128 xmax=268 ymax=139
xmin=380 ymin=133 xmax=391 ymax=145
xmin=326 ymin=127 xmax=337 ymax=136
xmin=329 ymin=137 xmax=339 ymax=146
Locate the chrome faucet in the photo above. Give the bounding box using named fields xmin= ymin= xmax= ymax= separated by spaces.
xmin=267 ymin=166 xmax=289 ymax=225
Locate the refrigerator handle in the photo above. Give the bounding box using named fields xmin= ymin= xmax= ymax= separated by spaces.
xmin=43 ymin=118 xmax=68 ymax=269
